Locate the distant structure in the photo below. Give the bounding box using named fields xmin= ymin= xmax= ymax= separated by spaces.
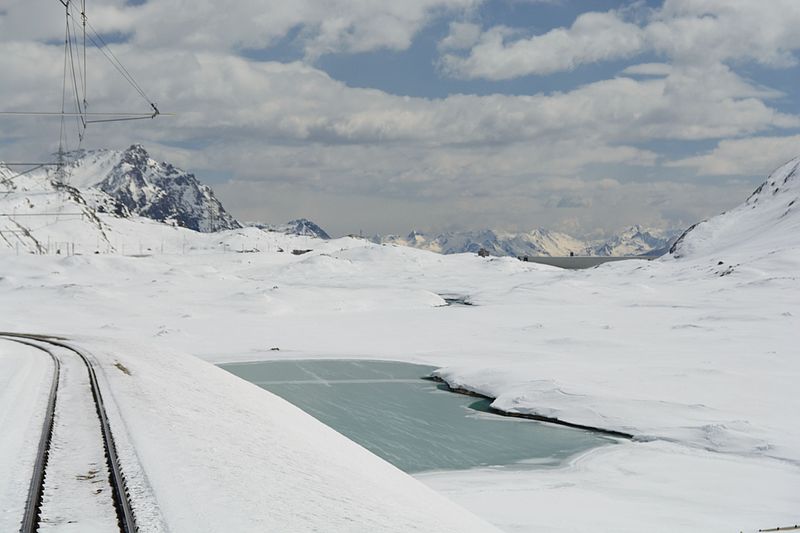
xmin=477 ymin=248 xmax=490 ymax=258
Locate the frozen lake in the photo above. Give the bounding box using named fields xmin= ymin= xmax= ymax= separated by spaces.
xmin=220 ymin=359 xmax=611 ymax=473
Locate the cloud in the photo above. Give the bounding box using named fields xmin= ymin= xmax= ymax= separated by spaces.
xmin=556 ymin=196 xmax=592 ymax=208
xmin=668 ymin=135 xmax=800 ymax=176
xmin=440 ymin=0 xmax=800 ymax=80
xmin=621 ymin=63 xmax=672 ymax=77
xmin=0 ymin=0 xmax=479 ymax=58
xmin=441 ymin=10 xmax=644 ymax=79
xmin=2 ymin=0 xmax=799 ymax=237
xmin=0 ymin=39 xmax=793 ymax=199
xmin=438 ymin=21 xmax=482 ymax=51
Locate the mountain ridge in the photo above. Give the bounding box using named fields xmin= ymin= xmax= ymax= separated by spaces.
xmin=373 ymin=225 xmax=681 ymax=257
xmin=65 ymin=144 xmax=241 ymax=232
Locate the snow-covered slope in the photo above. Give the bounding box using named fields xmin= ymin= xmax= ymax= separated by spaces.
xmin=670 ymin=156 xmax=800 ymax=262
xmin=2 ymin=153 xmax=799 ymax=532
xmin=65 ymin=145 xmax=240 ymax=232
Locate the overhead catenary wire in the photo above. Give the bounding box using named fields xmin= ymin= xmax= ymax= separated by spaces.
xmin=66 ymin=4 xmax=86 ymax=134
xmin=0 ymin=1 xmax=167 ymax=124
xmin=67 ymin=1 xmax=157 ymax=109
xmin=1 ymin=0 xmax=170 ymax=194
xmin=0 ymin=112 xmax=169 ymax=117
xmin=0 ymin=163 xmax=60 ymax=166
xmin=0 ymin=165 xmax=49 ymax=187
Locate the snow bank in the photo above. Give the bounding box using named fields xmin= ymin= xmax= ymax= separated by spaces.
xmin=72 ymin=336 xmax=500 ymax=532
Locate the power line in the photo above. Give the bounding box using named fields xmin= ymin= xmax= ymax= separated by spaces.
xmin=0 ymin=111 xmax=171 ymax=117
xmin=0 ymin=163 xmax=60 ymax=166
xmin=0 ymin=213 xmax=84 ymax=217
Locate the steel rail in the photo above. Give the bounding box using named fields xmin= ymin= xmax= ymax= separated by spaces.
xmin=0 ymin=333 xmax=137 ymax=533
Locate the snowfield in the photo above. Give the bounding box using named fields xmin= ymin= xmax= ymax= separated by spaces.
xmin=0 ymin=157 xmax=799 ymax=531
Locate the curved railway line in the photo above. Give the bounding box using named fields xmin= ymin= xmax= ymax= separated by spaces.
xmin=0 ymin=333 xmax=136 ymax=533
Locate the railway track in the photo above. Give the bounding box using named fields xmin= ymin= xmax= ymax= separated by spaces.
xmin=0 ymin=333 xmax=136 ymax=533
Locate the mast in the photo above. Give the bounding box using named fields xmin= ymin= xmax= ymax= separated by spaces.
xmin=82 ymin=0 xmax=87 ymax=115
xmin=55 ymin=0 xmax=70 ymax=186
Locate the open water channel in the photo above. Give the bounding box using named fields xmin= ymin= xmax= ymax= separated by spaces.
xmin=220 ymin=359 xmax=611 ymax=473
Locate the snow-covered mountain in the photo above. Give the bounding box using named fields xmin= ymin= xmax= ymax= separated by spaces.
xmin=590 ymin=225 xmax=682 ymax=257
xmin=65 ymin=145 xmax=240 ymax=232
xmin=374 ymin=226 xmax=679 ymax=257
xmin=251 ymin=218 xmax=331 ymax=239
xmin=670 ymin=156 xmax=800 ymax=262
xmin=0 ymin=147 xmax=341 ymax=255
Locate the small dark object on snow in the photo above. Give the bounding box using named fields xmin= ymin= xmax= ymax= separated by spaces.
xmin=292 ymin=249 xmax=312 ymax=255
xmin=270 ymin=347 xmax=280 ymax=351
xmin=477 ymin=248 xmax=490 ymax=258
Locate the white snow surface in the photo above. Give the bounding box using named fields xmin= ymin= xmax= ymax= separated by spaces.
xmin=0 ymin=342 xmax=51 ymax=532
xmin=0 ymin=158 xmax=799 ymax=531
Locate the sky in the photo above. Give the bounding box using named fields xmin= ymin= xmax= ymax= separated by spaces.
xmin=1 ymin=0 xmax=799 ymax=238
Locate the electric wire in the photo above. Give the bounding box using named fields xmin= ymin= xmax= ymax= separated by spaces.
xmin=1 ymin=0 xmax=168 ymax=202
xmin=68 ymin=1 xmax=156 ymax=109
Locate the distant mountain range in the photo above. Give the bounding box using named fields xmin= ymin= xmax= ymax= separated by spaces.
xmin=1 ymin=145 xmax=679 ymax=255
xmin=372 ymin=226 xmax=682 ymax=257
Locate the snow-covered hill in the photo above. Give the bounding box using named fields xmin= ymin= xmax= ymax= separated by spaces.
xmin=670 ymin=156 xmax=800 ymax=262
xmin=374 ymin=226 xmax=679 ymax=257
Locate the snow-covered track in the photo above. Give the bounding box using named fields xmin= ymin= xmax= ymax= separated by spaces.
xmin=0 ymin=333 xmax=136 ymax=533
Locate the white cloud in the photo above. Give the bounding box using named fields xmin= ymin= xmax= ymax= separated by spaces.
xmin=668 ymin=135 xmax=800 ymax=176
xmin=132 ymin=0 xmax=479 ymax=58
xmin=649 ymin=0 xmax=800 ymax=67
xmin=438 ymin=21 xmax=482 ymax=51
xmin=441 ymin=10 xmax=644 ymax=79
xmin=621 ymin=63 xmax=672 ymax=77
xmin=0 ymin=0 xmax=479 ymax=58
xmin=2 ymin=0 xmax=799 ymax=236
xmin=0 ymin=40 xmax=794 ymax=190
xmin=440 ymin=0 xmax=800 ymax=80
